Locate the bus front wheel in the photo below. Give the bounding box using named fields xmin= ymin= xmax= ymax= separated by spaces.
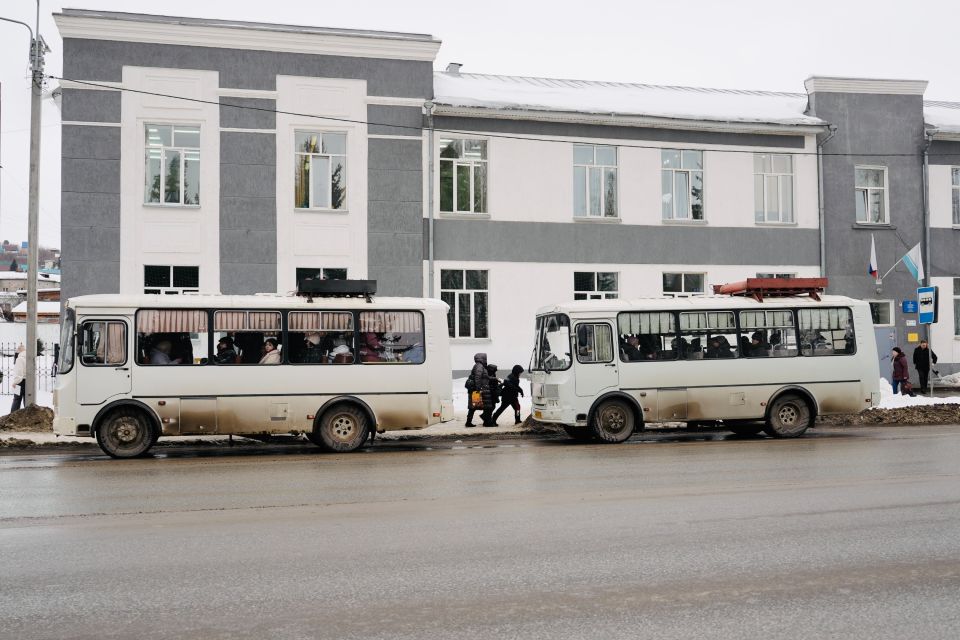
xmin=313 ymin=405 xmax=370 ymax=452
xmin=96 ymin=408 xmax=157 ymax=458
xmin=763 ymin=394 xmax=812 ymax=438
xmin=591 ymin=400 xmax=635 ymax=443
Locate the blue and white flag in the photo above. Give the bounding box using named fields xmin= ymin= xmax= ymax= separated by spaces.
xmin=902 ymin=243 xmax=924 ymax=283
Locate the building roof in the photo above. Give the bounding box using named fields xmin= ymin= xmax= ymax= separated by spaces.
xmin=58 ymin=8 xmax=439 ymax=43
xmin=924 ymin=100 xmax=960 ymax=139
xmin=12 ymin=301 xmax=61 ymax=315
xmin=433 ymin=71 xmax=827 ymax=129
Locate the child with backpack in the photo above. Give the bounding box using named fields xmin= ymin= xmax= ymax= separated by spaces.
xmin=492 ymin=365 xmax=525 ymax=426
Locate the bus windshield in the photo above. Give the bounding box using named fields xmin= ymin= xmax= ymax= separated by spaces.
xmin=58 ymin=307 xmax=76 ymax=374
xmin=531 ymin=314 xmax=571 ymax=371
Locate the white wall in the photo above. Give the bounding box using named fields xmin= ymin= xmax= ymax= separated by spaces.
xmin=436 ymin=131 xmax=819 ymax=229
xmin=275 ymin=76 xmax=369 ymax=293
xmin=119 ymin=67 xmax=221 ymax=294
xmin=929 ymin=165 xmax=957 ymax=228
xmin=929 ymin=276 xmax=960 ymax=367
xmin=430 ymin=260 xmax=821 ymax=371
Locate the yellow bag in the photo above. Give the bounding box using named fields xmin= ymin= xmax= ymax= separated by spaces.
xmin=470 ymin=390 xmax=483 ymax=409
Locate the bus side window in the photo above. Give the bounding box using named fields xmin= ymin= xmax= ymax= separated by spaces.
xmin=618 ymin=312 xmax=676 ymax=362
xmin=80 ymin=321 xmax=126 ymax=366
xmin=798 ymin=308 xmax=855 ymax=356
xmin=576 ymin=324 xmax=613 ymax=363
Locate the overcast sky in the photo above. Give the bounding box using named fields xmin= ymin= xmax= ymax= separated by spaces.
xmin=1 ymin=0 xmax=957 ymax=247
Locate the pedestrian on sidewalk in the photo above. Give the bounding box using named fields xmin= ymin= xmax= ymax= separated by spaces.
xmin=465 ymin=353 xmax=492 ymax=428
xmin=492 ymin=364 xmax=525 ymax=425
xmin=912 ymin=340 xmax=938 ymax=393
xmin=484 ymin=364 xmax=501 ymax=427
xmin=10 ymin=344 xmax=26 ymax=413
xmin=891 ymin=347 xmax=915 ymax=396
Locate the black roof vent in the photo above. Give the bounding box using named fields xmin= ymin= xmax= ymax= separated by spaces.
xmin=297 ymin=278 xmax=377 ymax=301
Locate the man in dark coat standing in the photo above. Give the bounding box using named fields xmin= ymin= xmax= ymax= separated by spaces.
xmin=912 ymin=340 xmax=938 ymax=393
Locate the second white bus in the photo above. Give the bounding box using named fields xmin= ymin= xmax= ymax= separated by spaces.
xmin=530 ymin=293 xmax=880 ymax=442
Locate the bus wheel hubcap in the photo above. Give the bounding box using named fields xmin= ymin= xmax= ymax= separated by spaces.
xmin=331 ymin=415 xmax=355 ymax=441
xmin=114 ymin=419 xmax=140 ymax=443
xmin=778 ymin=406 xmax=797 ymax=425
xmin=602 ymin=408 xmax=626 ymax=433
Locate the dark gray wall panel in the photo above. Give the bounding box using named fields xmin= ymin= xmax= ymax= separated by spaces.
xmin=367 ymin=105 xmax=422 ymax=136
xmin=368 ymin=137 xmax=421 ymax=171
xmin=61 ymin=192 xmax=120 ymax=229
xmin=220 ymin=197 xmax=276 ymax=231
xmin=219 ymin=163 xmax=276 ymax=198
xmin=368 ymin=233 xmax=423 ymax=266
xmin=59 ymin=226 xmax=121 ymax=262
xmin=433 ymin=116 xmax=808 ymax=148
xmin=62 ymin=38 xmax=433 ymax=97
xmin=368 ymin=200 xmax=422 ymax=232
xmin=61 ymin=158 xmax=121 ymax=194
xmin=929 ymin=140 xmax=960 ymax=166
xmin=426 ymin=220 xmax=820 ymax=265
xmin=220 ymin=228 xmax=277 ymax=264
xmin=220 ymin=97 xmax=276 ymax=129
xmin=930 ymin=228 xmax=960 ymax=276
xmin=220 ymin=132 xmax=276 ymax=165
xmin=220 ymin=263 xmax=277 ymax=295
xmin=368 ymin=169 xmax=422 ymax=203
xmin=368 ymin=265 xmax=422 ymax=297
xmin=60 ymin=259 xmax=120 ymax=301
xmin=62 ymin=125 xmax=121 ymax=160
xmin=60 ymin=88 xmax=120 ymax=123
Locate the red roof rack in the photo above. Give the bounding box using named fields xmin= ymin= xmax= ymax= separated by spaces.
xmin=711 ymin=277 xmax=828 ymax=302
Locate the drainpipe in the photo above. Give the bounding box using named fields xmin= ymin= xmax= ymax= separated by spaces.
xmin=816 ymin=124 xmax=838 ymax=279
xmin=425 ymin=101 xmax=436 ymax=297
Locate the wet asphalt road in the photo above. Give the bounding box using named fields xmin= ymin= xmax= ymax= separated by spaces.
xmin=2 ymin=426 xmax=960 ymax=640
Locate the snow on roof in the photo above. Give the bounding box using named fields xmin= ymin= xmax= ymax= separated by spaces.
xmin=433 ymin=71 xmax=826 ymax=128
xmin=0 ymin=272 xmax=60 ymax=282
xmin=925 ymin=100 xmax=960 ymax=136
xmin=12 ymin=301 xmax=61 ymax=314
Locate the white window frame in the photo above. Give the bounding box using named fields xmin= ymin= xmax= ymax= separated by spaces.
xmin=143 ymin=265 xmax=200 ymax=295
xmin=574 ymin=272 xmax=619 ymax=300
xmin=754 ymin=154 xmax=795 ymax=223
xmin=854 ymin=165 xmax=889 ymax=224
xmin=662 ymin=272 xmax=706 ymax=297
xmin=954 ymin=278 xmax=960 ymax=338
xmin=294 ymin=131 xmax=348 ymax=211
xmin=440 ymin=269 xmax=489 ymax=339
xmin=866 ymin=300 xmax=894 ymax=327
xmin=439 ymin=138 xmax=488 ymax=214
xmin=662 ymin=149 xmax=704 ymax=221
xmin=573 ymin=144 xmax=618 ymax=218
xmin=144 ymin=123 xmax=201 ymax=207
xmin=952 ymin=167 xmax=960 ymax=226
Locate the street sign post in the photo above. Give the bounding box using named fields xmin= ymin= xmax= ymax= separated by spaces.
xmin=917 ymin=286 xmax=937 ymax=325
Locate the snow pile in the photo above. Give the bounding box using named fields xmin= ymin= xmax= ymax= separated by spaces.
xmin=875 ymin=377 xmax=960 ymax=409
xmin=938 ymin=371 xmax=960 ymax=386
xmin=434 ymin=71 xmax=825 ymax=127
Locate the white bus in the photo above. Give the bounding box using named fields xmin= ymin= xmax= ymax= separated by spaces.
xmin=53 ymin=291 xmax=454 ymax=457
xmin=530 ymin=287 xmax=880 ymax=442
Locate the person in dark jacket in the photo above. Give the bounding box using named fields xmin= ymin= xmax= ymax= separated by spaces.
xmin=891 ymin=347 xmax=914 ymax=396
xmin=466 ymin=353 xmax=492 ymax=427
xmin=912 ymin=340 xmax=938 ymax=393
xmin=485 ymin=364 xmax=501 ymax=427
xmin=492 ymin=364 xmax=525 ymax=425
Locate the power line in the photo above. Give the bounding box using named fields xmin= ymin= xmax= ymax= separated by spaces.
xmin=51 ymin=75 xmax=958 ymax=159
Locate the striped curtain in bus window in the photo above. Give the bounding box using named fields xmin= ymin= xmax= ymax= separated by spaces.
xmin=798 ymin=308 xmax=849 ymax=331
xmin=321 ymin=312 xmax=353 ymax=331
xmin=214 ymin=311 xmax=246 ymax=331
xmin=106 ymin=322 xmax=125 ymax=364
xmin=741 ymin=310 xmax=794 ymax=329
xmin=618 ymin=312 xmax=673 ymax=335
xmin=214 ymin=311 xmax=280 ymax=331
xmin=359 ymin=311 xmax=422 ymax=333
xmin=288 ymin=311 xmax=320 ymax=331
xmin=138 ymin=309 xmax=208 ymax=333
xmin=248 ymin=312 xmax=280 ymax=330
xmin=288 ymin=311 xmax=353 ymax=331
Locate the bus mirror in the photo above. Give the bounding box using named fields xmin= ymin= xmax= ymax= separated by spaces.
xmin=544 ymin=358 xmax=552 ymax=374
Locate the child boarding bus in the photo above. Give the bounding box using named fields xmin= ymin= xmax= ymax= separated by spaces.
xmin=529 ymin=279 xmax=881 ymax=443
xmin=53 ymin=281 xmax=455 ymax=458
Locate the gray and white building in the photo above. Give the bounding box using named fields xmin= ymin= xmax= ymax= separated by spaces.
xmin=55 ymin=9 xmax=960 ymax=376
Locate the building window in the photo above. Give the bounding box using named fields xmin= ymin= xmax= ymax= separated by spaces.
xmin=952 ymin=168 xmax=960 ymax=225
xmin=295 ymin=267 xmax=347 ymax=290
xmin=144 ymin=124 xmax=200 ymax=205
xmin=144 ymin=265 xmax=199 ymax=295
xmin=573 ymin=144 xmax=617 ymax=217
xmin=868 ymin=301 xmax=894 ymax=326
xmin=662 ymin=149 xmax=703 ymax=220
xmin=439 ymin=138 xmax=487 ymax=213
xmin=440 ymin=269 xmax=488 ymax=338
xmin=754 ymin=154 xmax=794 ymax=223
xmin=574 ymin=272 xmax=619 ymax=300
xmin=954 ymin=278 xmax=960 ymax=337
xmin=663 ymin=272 xmax=705 ymax=297
xmin=295 ymin=132 xmax=347 ymax=210
xmin=855 ymin=166 xmax=888 ymax=224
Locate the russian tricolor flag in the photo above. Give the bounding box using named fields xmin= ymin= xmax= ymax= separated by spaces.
xmin=868 ymin=234 xmax=879 ymax=280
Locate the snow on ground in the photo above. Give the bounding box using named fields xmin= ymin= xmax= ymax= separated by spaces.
xmin=876 ymin=377 xmax=960 ymax=409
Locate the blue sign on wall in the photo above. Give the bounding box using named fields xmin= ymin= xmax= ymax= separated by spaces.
xmin=917 ymin=286 xmax=937 ymax=325
xmin=902 ymin=300 xmax=918 ymax=314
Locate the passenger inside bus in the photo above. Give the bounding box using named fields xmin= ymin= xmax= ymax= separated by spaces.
xmin=149 ymin=340 xmax=182 ymax=365
xmin=750 ymin=331 xmax=771 ymax=357
xmin=258 ymin=338 xmax=281 ymax=364
xmin=621 ymin=335 xmax=644 ymax=361
xmin=214 ymin=336 xmax=239 ymax=364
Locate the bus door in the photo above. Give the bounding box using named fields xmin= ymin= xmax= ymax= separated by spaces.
xmin=574 ymin=321 xmax=619 ymax=397
xmin=77 ymin=318 xmax=132 ymax=405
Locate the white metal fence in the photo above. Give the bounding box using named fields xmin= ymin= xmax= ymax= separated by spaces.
xmin=0 ymin=340 xmax=58 ymax=396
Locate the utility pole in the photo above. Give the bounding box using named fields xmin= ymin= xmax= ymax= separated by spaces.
xmin=2 ymin=4 xmax=48 ymax=407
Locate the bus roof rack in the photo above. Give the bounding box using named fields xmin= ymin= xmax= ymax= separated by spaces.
xmin=711 ymin=277 xmax=828 ymax=302
xmin=296 ymin=279 xmax=377 ymax=302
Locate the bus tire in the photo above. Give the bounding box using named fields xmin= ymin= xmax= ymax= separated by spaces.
xmin=563 ymin=425 xmax=595 ymax=442
xmin=96 ymin=407 xmax=157 ymax=458
xmin=763 ymin=394 xmax=812 ymax=438
xmin=314 ymin=404 xmax=370 ymax=453
xmin=727 ymin=423 xmax=765 ymax=437
xmin=591 ymin=399 xmax=635 ymax=443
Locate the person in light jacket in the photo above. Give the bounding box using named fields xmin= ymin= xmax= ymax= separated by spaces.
xmin=258 ymin=338 xmax=281 ymax=365
xmin=10 ymin=344 xmax=26 ymax=413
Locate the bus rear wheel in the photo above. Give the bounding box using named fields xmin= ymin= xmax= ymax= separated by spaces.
xmin=763 ymin=394 xmax=812 ymax=438
xmin=313 ymin=405 xmax=370 ymax=452
xmin=96 ymin=408 xmax=157 ymax=458
xmin=591 ymin=400 xmax=635 ymax=443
